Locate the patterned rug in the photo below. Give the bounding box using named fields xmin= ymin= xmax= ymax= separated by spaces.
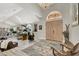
xmin=22 ymin=40 xmax=62 ymax=56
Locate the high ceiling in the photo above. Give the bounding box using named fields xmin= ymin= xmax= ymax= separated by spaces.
xmin=0 ymin=3 xmax=42 ymax=28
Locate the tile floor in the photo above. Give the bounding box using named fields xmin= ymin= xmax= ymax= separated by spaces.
xmin=0 ymin=39 xmax=62 ymax=56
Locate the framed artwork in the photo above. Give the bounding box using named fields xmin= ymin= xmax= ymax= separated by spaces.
xmin=39 ymin=25 xmax=42 ymax=30
xmin=72 ymin=3 xmax=79 ymax=26
xmin=34 ymin=24 xmax=37 ymax=32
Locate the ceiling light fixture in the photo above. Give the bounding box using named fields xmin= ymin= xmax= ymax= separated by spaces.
xmin=39 ymin=3 xmax=52 ymax=9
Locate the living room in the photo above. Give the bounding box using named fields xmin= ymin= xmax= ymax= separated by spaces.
xmin=0 ymin=3 xmax=79 ymax=56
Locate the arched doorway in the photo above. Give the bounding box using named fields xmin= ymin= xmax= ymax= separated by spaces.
xmin=46 ymin=11 xmax=63 ymax=42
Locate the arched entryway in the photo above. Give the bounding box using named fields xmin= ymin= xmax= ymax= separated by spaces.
xmin=46 ymin=11 xmax=63 ymax=42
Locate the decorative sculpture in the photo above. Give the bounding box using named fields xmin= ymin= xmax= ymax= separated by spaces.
xmin=63 ymin=24 xmax=70 ymax=43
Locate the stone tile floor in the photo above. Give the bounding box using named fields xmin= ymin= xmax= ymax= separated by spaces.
xmin=0 ymin=39 xmax=62 ymax=56
xmin=22 ymin=40 xmax=62 ymax=56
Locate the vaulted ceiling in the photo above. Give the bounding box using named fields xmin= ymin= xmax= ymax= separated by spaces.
xmin=0 ymin=3 xmax=42 ymax=28
xmin=0 ymin=3 xmax=69 ymax=28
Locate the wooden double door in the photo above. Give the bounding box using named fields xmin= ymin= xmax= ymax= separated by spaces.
xmin=46 ymin=20 xmax=63 ymax=42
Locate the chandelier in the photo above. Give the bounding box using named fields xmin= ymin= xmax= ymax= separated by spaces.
xmin=39 ymin=3 xmax=52 ymax=9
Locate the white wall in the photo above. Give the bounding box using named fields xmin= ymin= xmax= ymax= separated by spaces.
xmin=71 ymin=26 xmax=79 ymax=45
xmin=37 ymin=3 xmax=72 ymax=40
xmin=34 ymin=19 xmax=46 ymax=40
xmin=68 ymin=3 xmax=79 ymax=45
xmin=37 ymin=3 xmax=79 ymax=45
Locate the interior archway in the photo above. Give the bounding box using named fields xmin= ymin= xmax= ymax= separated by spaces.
xmin=46 ymin=11 xmax=62 ymax=22
xmin=46 ymin=11 xmax=63 ymax=43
